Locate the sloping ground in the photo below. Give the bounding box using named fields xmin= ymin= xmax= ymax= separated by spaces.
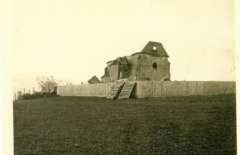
xmin=14 ymin=95 xmax=236 ymax=155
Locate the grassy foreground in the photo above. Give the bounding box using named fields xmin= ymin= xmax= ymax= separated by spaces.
xmin=14 ymin=95 xmax=236 ymax=155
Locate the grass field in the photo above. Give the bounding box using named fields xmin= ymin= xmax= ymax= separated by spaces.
xmin=14 ymin=95 xmax=236 ymax=155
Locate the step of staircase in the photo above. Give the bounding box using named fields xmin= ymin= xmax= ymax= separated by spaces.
xmin=118 ymin=82 xmax=136 ymax=99
xmin=107 ymin=81 xmax=125 ymax=99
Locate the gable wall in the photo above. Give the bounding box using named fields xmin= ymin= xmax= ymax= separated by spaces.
xmin=126 ymin=55 xmax=170 ymax=81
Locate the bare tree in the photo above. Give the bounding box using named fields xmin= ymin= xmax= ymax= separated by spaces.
xmin=36 ymin=76 xmax=57 ymax=94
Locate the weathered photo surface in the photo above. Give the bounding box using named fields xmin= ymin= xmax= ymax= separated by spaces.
xmin=13 ymin=0 xmax=236 ymax=154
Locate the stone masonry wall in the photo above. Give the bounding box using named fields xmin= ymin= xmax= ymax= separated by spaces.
xmin=57 ymin=81 xmax=235 ymax=98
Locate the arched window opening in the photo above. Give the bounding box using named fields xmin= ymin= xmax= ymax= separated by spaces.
xmin=152 ymin=62 xmax=157 ymax=69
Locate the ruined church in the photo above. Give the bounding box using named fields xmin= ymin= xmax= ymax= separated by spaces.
xmin=59 ymin=41 xmax=235 ymax=99
xmin=100 ymin=41 xmax=170 ymax=83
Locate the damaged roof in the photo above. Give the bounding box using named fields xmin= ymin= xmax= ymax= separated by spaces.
xmin=106 ymin=56 xmax=128 ymax=66
xmin=131 ymin=41 xmax=169 ymax=57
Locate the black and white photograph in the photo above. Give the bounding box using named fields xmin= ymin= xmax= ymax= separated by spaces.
xmin=0 ymin=0 xmax=238 ymax=154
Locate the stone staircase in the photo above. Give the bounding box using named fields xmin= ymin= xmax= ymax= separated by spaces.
xmin=107 ymin=81 xmax=136 ymax=99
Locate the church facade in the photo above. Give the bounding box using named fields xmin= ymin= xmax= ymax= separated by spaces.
xmin=101 ymin=41 xmax=171 ymax=83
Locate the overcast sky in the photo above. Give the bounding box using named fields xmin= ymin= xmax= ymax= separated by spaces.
xmin=13 ymin=0 xmax=235 ymax=91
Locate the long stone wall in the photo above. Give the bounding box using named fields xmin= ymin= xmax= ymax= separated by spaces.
xmin=57 ymin=83 xmax=115 ymax=97
xmin=57 ymin=81 xmax=235 ymax=98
